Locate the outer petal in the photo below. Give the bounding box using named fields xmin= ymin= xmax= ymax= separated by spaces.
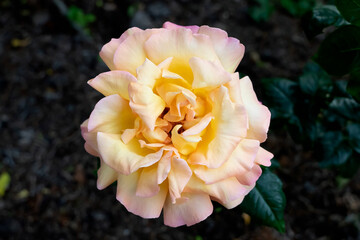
xmin=190 ymin=57 xmax=232 ymax=89
xmin=194 ymin=139 xmax=260 ymax=184
xmin=198 ymin=25 xmax=245 ymax=73
xmin=97 ymin=132 xmax=162 ymax=175
xmin=88 ymin=71 xmax=137 ymax=100
xmin=221 ymin=184 xmax=255 ymax=209
xmin=81 ymin=119 xmax=99 ymax=156
xmin=185 ymin=176 xmax=248 ymax=206
xmin=188 ymin=86 xmax=248 ymax=168
xmin=117 ymin=171 xmax=167 ymax=218
xmin=162 ymin=21 xmax=200 ymax=34
xmin=97 ymin=159 xmax=118 ymax=190
xmin=163 ymin=192 xmax=213 ymax=227
xmin=100 ymin=27 xmax=142 ymax=70
xmin=136 ymin=165 xmax=160 ymax=197
xmin=128 ymin=82 xmax=166 ymax=131
xmin=144 ymin=28 xmax=220 ymax=81
xmin=88 ymin=94 xmax=135 ymax=134
xmin=167 ymin=156 xmax=192 ymax=203
xmin=113 ymin=29 xmax=162 ymax=76
xmin=236 ymin=164 xmax=262 ymax=186
xmin=239 ymin=76 xmax=271 ymax=142
xmin=255 ymin=147 xmax=273 ymax=167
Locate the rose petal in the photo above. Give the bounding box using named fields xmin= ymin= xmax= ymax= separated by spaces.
xmin=117 ymin=171 xmax=167 ymax=218
xmin=163 ymin=192 xmax=213 ymax=227
xmin=97 ymin=159 xmax=118 ymax=190
xmin=194 ymin=139 xmax=260 ymax=184
xmin=128 ymin=82 xmax=166 ymax=131
xmin=186 ymin=176 xmax=248 ymax=206
xmin=113 ymin=29 xmax=162 ymax=76
xmin=198 ymin=25 xmax=245 ymax=73
xmin=171 ymin=125 xmax=202 ymax=155
xmin=100 ymin=27 xmax=142 ymax=70
xmin=239 ymin=76 xmax=271 ymax=142
xmin=81 ymin=119 xmax=99 ymax=156
xmin=255 ymin=147 xmax=273 ymax=167
xmin=168 ymin=155 xmax=192 ymax=203
xmin=136 ymin=58 xmax=161 ymax=89
xmin=144 ymin=28 xmax=220 ymax=82
xmin=97 ymin=132 xmax=162 ymax=175
xmin=162 ymin=21 xmax=200 ymax=34
xmin=236 ymin=164 xmax=263 ymax=186
xmin=88 ymin=94 xmax=135 ymax=134
xmin=188 ymin=86 xmax=248 ymax=168
xmin=157 ymin=150 xmax=173 ymax=184
xmin=136 ymin=165 xmax=160 ymax=197
xmin=88 ymin=71 xmax=137 ymax=100
xmin=190 ymin=57 xmax=232 ymax=89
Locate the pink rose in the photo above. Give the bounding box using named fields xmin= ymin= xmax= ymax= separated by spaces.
xmin=81 ymin=22 xmax=273 ymax=227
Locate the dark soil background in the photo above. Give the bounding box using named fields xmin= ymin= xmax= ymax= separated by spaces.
xmin=1 ymin=0 xmax=360 ymax=239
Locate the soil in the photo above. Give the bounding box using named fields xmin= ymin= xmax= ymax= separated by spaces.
xmin=1 ymin=0 xmax=359 ymax=239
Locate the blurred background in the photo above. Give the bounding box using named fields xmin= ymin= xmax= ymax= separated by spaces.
xmin=1 ymin=0 xmax=359 ymax=239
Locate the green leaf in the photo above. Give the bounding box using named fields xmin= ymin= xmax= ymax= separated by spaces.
xmin=262 ymin=78 xmax=298 ymax=118
xmin=319 ymin=131 xmax=353 ymax=167
xmin=347 ymin=122 xmax=360 ymax=153
xmin=329 ymin=97 xmax=360 ymax=120
xmin=240 ymin=168 xmax=286 ymax=232
xmin=302 ymin=5 xmax=348 ymax=39
xmin=299 ymin=61 xmax=332 ymax=95
xmin=249 ymin=0 xmax=275 ymax=22
xmin=336 ymin=0 xmax=360 ymax=26
xmin=0 ymin=172 xmax=11 ymax=197
xmin=316 ymin=25 xmax=360 ymax=76
xmin=280 ymin=0 xmax=315 ymax=17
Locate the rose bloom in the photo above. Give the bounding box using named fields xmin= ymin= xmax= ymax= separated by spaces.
xmin=81 ymin=22 xmax=273 ymax=227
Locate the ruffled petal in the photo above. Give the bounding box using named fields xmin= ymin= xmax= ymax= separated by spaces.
xmin=163 ymin=192 xmax=213 ymax=227
xmin=186 ymin=176 xmax=248 ymax=206
xmin=88 ymin=94 xmax=135 ymax=134
xmin=136 ymin=58 xmax=161 ymax=89
xmin=117 ymin=171 xmax=167 ymax=218
xmin=188 ymin=86 xmax=248 ymax=168
xmin=144 ymin=28 xmax=220 ymax=82
xmin=136 ymin=165 xmax=160 ymax=197
xmin=236 ymin=164 xmax=263 ymax=186
xmin=167 ymin=155 xmax=192 ymax=203
xmin=128 ymin=82 xmax=166 ymax=131
xmin=171 ymin=125 xmax=202 ymax=155
xmin=194 ymin=139 xmax=260 ymax=184
xmin=99 ymin=27 xmax=142 ymax=70
xmin=88 ymin=71 xmax=137 ymax=100
xmin=255 ymin=147 xmax=273 ymax=167
xmin=239 ymin=76 xmax=271 ymax=142
xmin=162 ymin=21 xmax=200 ymax=34
xmin=81 ymin=119 xmax=99 ymax=156
xmin=97 ymin=132 xmax=162 ymax=175
xmin=198 ymin=25 xmax=245 ymax=73
xmin=97 ymin=159 xmax=118 ymax=190
xmin=190 ymin=57 xmax=232 ymax=89
xmin=113 ymin=29 xmax=162 ymax=75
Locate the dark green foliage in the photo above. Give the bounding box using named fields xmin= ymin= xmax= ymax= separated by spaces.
xmin=315 ymin=25 xmax=360 ymax=76
xmin=280 ymin=0 xmax=315 ymax=17
xmin=67 ymin=5 xmax=96 ymax=34
xmin=249 ymin=0 xmax=275 ymax=22
xmin=302 ymin=5 xmax=347 ymax=39
xmin=262 ymin=61 xmax=360 ymax=176
xmin=336 ymin=0 xmax=360 ymax=26
xmin=240 ymin=168 xmax=286 ymax=232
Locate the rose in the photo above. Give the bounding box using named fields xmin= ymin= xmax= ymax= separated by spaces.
xmin=81 ymin=22 xmax=273 ymax=227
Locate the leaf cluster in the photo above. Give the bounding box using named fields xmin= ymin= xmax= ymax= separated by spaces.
xmin=249 ymin=0 xmax=317 ymax=22
xmin=262 ymin=61 xmax=360 ymax=176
